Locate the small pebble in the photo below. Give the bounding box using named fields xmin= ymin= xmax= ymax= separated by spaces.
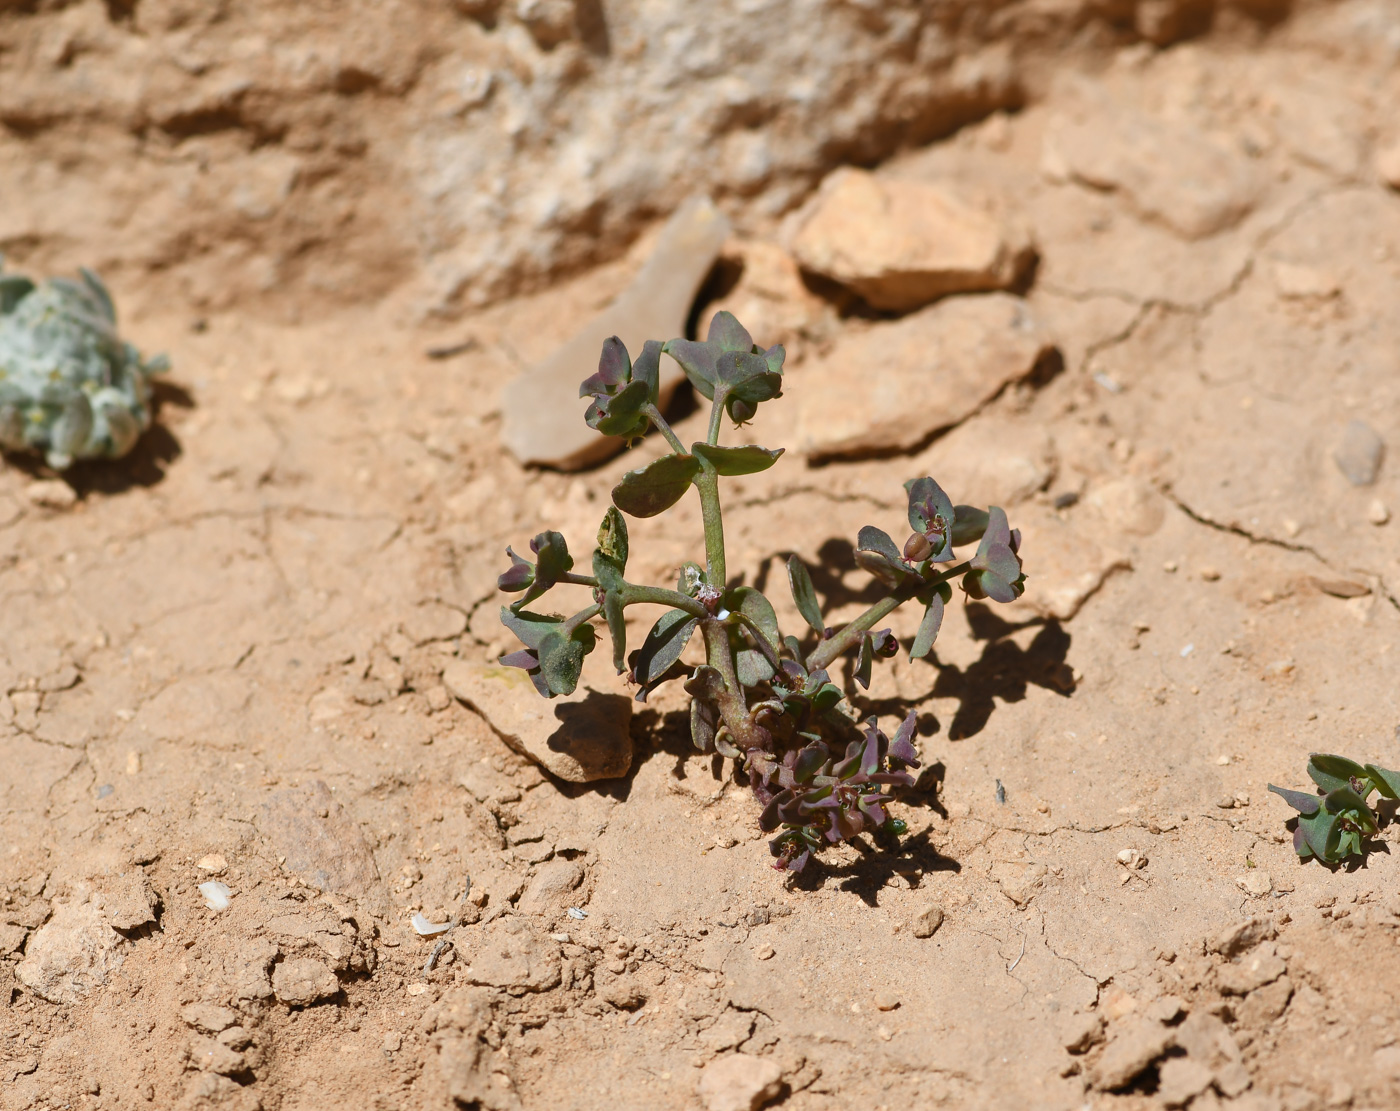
xmin=1369 ymin=499 xmax=1391 ymax=526
xmin=912 ymin=905 xmax=945 ymax=939
xmin=1333 ymin=420 xmax=1385 ymax=486
xmin=24 ymin=479 xmax=77 ymax=510
xmin=875 ymin=991 xmax=900 ymax=1011
xmin=1198 ymin=567 xmax=1220 ymax=582
xmin=1163 ymin=560 xmax=1178 ymax=573
xmin=755 ymin=943 xmax=775 ymax=961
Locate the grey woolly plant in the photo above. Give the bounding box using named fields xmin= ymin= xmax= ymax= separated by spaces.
xmin=0 ymin=258 xmax=168 ymax=470
xmin=498 ymin=311 xmax=1028 ymax=873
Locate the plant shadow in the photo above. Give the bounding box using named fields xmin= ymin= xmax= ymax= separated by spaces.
xmin=2 ymin=379 xmax=191 ymax=496
xmin=787 ymin=828 xmax=961 ymax=906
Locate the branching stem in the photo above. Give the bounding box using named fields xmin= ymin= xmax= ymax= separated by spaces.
xmin=640 ymin=402 xmax=686 ymax=456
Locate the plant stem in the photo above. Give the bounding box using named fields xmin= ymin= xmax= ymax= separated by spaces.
xmin=806 ymin=562 xmax=970 ymax=672
xmin=694 ymin=466 xmax=727 ymax=585
xmin=701 ymin=617 xmax=765 ymax=749
xmin=562 ymin=602 xmax=603 ymax=636
xmin=707 ymin=389 xmax=727 ymax=447
xmin=641 ymin=403 xmax=687 ymax=455
xmin=560 ymin=572 xmax=599 ymax=588
xmin=620 ymin=584 xmax=708 ymax=619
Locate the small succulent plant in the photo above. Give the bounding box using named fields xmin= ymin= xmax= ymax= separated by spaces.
xmin=498 ymin=311 xmax=1028 ymax=873
xmin=0 ymin=258 xmax=168 ymax=470
xmin=1269 ymin=754 xmax=1400 ymax=864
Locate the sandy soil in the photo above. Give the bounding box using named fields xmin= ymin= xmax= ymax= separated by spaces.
xmin=4 ymin=5 xmax=1400 ymax=1111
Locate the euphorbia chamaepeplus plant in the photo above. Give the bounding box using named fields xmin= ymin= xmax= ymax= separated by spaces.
xmin=1269 ymin=754 xmax=1400 ymax=864
xmin=498 ymin=311 xmax=1027 ymax=873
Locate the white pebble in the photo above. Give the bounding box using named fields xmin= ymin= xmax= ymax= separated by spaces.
xmin=411 ymin=913 xmax=452 ymax=936
xmin=199 ymin=881 xmax=232 ymax=912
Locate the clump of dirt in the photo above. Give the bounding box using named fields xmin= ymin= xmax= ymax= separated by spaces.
xmin=4 ymin=3 xmax=1400 ymax=1111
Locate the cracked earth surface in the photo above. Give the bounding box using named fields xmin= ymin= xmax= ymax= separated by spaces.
xmin=5 ymin=7 xmax=1400 ymax=1111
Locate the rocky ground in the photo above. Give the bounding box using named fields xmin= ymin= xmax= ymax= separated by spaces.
xmin=4 ymin=2 xmax=1400 ymax=1111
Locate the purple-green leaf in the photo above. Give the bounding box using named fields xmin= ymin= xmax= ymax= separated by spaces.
xmin=691 ymin=442 xmax=784 ymax=476
xmin=611 ymin=453 xmax=701 ymax=518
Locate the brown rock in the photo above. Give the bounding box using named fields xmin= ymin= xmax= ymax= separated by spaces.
xmin=500 ymin=196 xmax=730 ymax=470
xmin=1089 ymin=1016 xmax=1174 ymax=1090
xmin=1208 ymin=916 xmax=1276 ymax=958
xmin=599 ymin=973 xmax=647 ymax=1010
xmin=1158 ymin=1056 xmax=1213 ymax=1108
xmin=439 ymin=1031 xmax=520 ymax=1111
xmin=94 ymin=873 xmax=156 ymax=931
xmin=271 ymin=958 xmax=340 ymax=1006
xmin=788 ymin=168 xmax=1032 ymax=312
xmin=256 ymin=780 xmax=381 ymax=900
xmin=1238 ymin=975 xmax=1293 ymax=1026
xmin=1061 ymin=1010 xmax=1106 ymax=1054
xmin=1172 ymin=1011 xmax=1242 ymax=1072
xmin=231 ymin=939 xmax=279 ymax=1002
xmin=15 ymin=900 xmax=124 ymax=1004
xmin=911 ymin=904 xmax=945 ymax=939
xmin=1216 ymin=944 xmax=1286 ymax=996
xmin=0 ymin=923 xmax=29 ymax=955
xmin=697 ymin=1053 xmax=785 ymax=1111
xmin=187 ymin=1036 xmax=245 ymax=1076
xmin=181 ymin=1003 xmax=239 ymax=1034
xmin=443 ymin=657 xmax=632 ymax=783
xmin=793 ymin=293 xmax=1054 ymax=464
xmin=515 ymin=860 xmax=583 ymax=915
xmin=463 ymin=917 xmax=562 ymax=993
xmin=1043 ymin=94 xmax=1260 ymax=240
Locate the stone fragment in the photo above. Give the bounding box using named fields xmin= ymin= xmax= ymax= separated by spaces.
xmin=515 ymin=860 xmax=583 ymax=915
xmin=501 ymin=196 xmax=730 ymax=470
xmin=1061 ymin=1010 xmax=1106 ymax=1054
xmin=1043 ymin=97 xmax=1260 ymax=240
xmin=182 ymin=1003 xmax=239 ymax=1034
xmin=697 ymin=1053 xmax=785 ymax=1111
xmin=874 ymin=991 xmax=900 ymax=1012
xmin=911 ymin=904 xmax=944 ymax=939
xmin=443 ymin=657 xmax=632 ymax=783
xmin=231 ymin=939 xmax=279 ymax=1002
xmin=271 ymin=958 xmax=340 ymax=1006
xmin=1214 ymin=1058 xmax=1252 ymax=1098
xmin=15 ymin=900 xmax=124 ymax=1004
xmin=1237 ymin=976 xmax=1293 ymax=1027
xmin=1333 ymin=420 xmax=1384 ymax=486
xmin=187 ymin=1036 xmax=245 ymax=1076
xmin=1272 ymin=261 xmax=1340 ymax=300
xmin=600 ymin=974 xmax=647 ymax=1010
xmin=1369 ymin=499 xmax=1391 ymax=526
xmin=1216 ymin=945 xmax=1286 ymax=996
xmin=1158 ymin=1056 xmax=1213 ymax=1108
xmin=1144 ymin=995 xmax=1187 ymax=1024
xmin=1172 ymin=1011 xmax=1242 ymax=1073
xmin=463 ymin=917 xmax=561 ymax=993
xmin=1090 ymin=1016 xmax=1174 ymax=1090
xmin=1378 ymin=141 xmax=1400 ymax=190
xmin=1209 ymin=917 xmax=1275 ymax=958
xmin=793 ymin=293 xmax=1054 ymax=463
xmin=94 ymin=874 xmax=156 ymax=931
xmin=1372 ymin=1045 xmax=1400 ymax=1080
xmin=1086 ymin=476 xmax=1165 ymax=538
xmin=23 ymin=479 xmax=77 ymax=510
xmin=256 ymin=780 xmax=381 ymax=899
xmin=0 ymin=923 xmax=27 ymax=955
xmin=1234 ymin=871 xmax=1273 ymax=899
xmin=219 ymin=1027 xmax=253 ymax=1051
xmin=788 ymin=168 xmax=1032 ymax=312
xmin=438 ymin=1031 xmax=520 ymax=1111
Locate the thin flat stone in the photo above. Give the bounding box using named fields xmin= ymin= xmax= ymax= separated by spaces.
xmin=501 ymin=196 xmax=730 ymax=471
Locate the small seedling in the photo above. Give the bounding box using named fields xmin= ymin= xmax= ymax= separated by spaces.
xmin=497 ymin=311 xmax=1028 ymax=873
xmin=0 ymin=257 xmax=168 ymax=469
xmin=1269 ymin=753 xmax=1400 ymax=863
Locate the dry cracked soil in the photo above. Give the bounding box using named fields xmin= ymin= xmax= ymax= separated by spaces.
xmin=3 ymin=3 xmax=1400 ymax=1111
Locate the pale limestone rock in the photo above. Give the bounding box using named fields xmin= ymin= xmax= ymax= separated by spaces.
xmin=793 ymin=293 xmax=1053 ymax=464
xmin=1043 ymin=96 xmax=1260 ymax=240
xmin=463 ymin=917 xmax=561 ymax=993
xmin=15 ymin=900 xmax=124 ymax=1004
xmin=697 ymin=1054 xmax=784 ymax=1111
xmin=443 ymin=654 xmax=632 ymax=783
xmin=500 ymin=196 xmax=729 ymax=470
xmin=912 ymin=904 xmax=944 ymax=939
xmin=271 ymin=957 xmax=340 ymax=1006
xmin=788 ymin=168 xmax=1031 ymax=312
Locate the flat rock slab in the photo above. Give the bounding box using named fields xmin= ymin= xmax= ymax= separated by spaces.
xmin=500 ymin=195 xmax=730 ymax=471
xmin=255 ymin=780 xmax=381 ymax=900
xmin=443 ymin=656 xmax=632 ymax=783
xmin=793 ymin=292 xmax=1054 ymax=463
xmin=15 ymin=900 xmax=124 ymax=1004
xmin=1044 ymin=93 xmax=1261 ymax=240
xmin=789 ymin=167 xmax=1031 ymax=312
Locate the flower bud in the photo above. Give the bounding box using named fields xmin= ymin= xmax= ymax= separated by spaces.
xmin=903 ymin=532 xmax=933 ymax=562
